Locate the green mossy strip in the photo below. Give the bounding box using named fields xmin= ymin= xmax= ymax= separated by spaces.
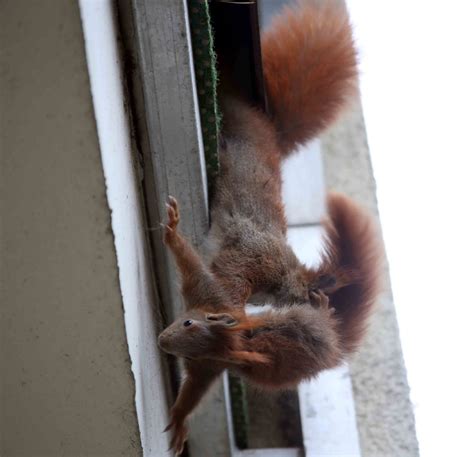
xmin=229 ymin=374 xmax=249 ymax=449
xmin=187 ymin=0 xmax=221 ymax=195
xmin=187 ymin=1 xmax=247 ymax=447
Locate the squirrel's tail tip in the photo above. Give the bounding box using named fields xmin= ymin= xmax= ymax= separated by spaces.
xmin=323 ymin=192 xmax=384 ymax=353
xmin=262 ymin=0 xmax=358 ymax=156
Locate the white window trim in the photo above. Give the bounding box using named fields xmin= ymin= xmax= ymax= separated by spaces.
xmin=79 ymin=1 xmax=170 ymax=455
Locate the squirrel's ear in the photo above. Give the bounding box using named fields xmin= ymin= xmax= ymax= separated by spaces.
xmin=206 ymin=313 xmax=238 ymax=327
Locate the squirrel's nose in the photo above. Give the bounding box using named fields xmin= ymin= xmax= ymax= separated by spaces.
xmin=158 ymin=332 xmax=169 ymax=351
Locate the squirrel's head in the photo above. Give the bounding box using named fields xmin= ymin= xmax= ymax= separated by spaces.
xmin=158 ymin=310 xmax=242 ymax=359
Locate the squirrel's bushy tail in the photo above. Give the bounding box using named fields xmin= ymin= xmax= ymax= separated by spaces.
xmin=262 ymin=0 xmax=358 ymax=156
xmin=316 ymin=192 xmax=383 ymax=354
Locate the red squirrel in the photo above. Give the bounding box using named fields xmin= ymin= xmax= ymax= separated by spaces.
xmin=158 ymin=1 xmax=383 ymax=453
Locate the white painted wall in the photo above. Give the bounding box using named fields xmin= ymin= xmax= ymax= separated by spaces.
xmin=79 ymin=1 xmax=171 ymax=455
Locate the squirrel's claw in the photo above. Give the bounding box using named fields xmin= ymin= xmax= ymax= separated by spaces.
xmin=309 ymin=290 xmax=330 ymax=310
xmin=165 ymin=196 xmax=180 ymax=226
xmin=167 ymin=195 xmax=178 ymax=209
xmin=164 ymin=411 xmax=188 ymax=456
xmin=163 ymin=196 xmax=180 ymax=244
xmin=170 ymin=423 xmax=187 ymax=456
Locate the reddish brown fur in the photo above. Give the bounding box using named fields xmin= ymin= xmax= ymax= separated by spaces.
xmin=235 ymin=303 xmax=342 ymax=389
xmin=307 ymin=192 xmax=383 ymax=353
xmin=158 ymin=2 xmax=380 ymax=453
xmin=159 ymin=193 xmax=382 ymax=453
xmin=263 ymin=0 xmax=358 ymax=155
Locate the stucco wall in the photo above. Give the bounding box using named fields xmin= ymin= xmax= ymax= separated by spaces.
xmin=321 ymin=102 xmax=419 ymax=457
xmin=1 ymin=1 xmax=141 ymax=455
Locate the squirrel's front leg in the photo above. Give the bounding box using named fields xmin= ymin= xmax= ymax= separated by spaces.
xmin=162 ymin=196 xmax=197 ymax=275
xmin=163 ymin=196 xmax=227 ymax=309
xmin=165 ymin=360 xmax=224 ymax=455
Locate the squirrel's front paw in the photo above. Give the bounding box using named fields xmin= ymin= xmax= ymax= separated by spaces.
xmin=164 ymin=412 xmax=188 ymax=456
xmin=163 ymin=196 xmax=180 ymax=245
xmin=309 ymin=290 xmax=335 ymax=314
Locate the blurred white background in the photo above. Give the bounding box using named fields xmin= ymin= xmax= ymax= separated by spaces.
xmin=346 ymin=1 xmax=474 ymax=455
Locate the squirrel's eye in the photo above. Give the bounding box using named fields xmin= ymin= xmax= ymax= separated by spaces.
xmin=183 ymin=320 xmax=193 ymax=327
